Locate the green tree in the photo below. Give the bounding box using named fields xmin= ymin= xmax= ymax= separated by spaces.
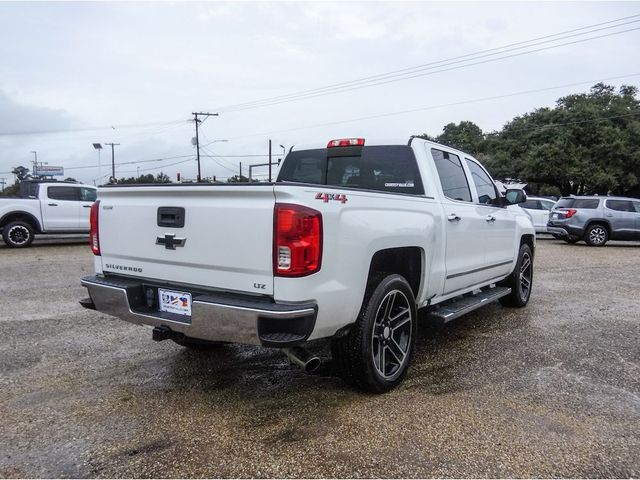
xmin=436 ymin=121 xmax=485 ymax=155
xmin=226 ymin=175 xmax=249 ymax=183
xmin=483 ymin=83 xmax=640 ymax=196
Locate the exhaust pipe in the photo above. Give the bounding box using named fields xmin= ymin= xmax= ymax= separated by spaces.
xmin=283 ymin=347 xmax=321 ymax=374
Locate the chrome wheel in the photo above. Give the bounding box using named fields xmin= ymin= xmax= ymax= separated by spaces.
xmin=519 ymin=251 xmax=532 ymax=300
xmin=8 ymin=225 xmax=30 ymax=245
xmin=589 ymin=226 xmax=607 ymax=245
xmin=371 ymin=289 xmax=412 ymax=381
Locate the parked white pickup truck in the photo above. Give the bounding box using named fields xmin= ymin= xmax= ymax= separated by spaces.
xmin=80 ymin=137 xmax=535 ymax=392
xmin=0 ymin=181 xmax=97 ymax=247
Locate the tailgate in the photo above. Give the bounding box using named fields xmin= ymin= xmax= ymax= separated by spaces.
xmin=97 ymin=185 xmax=275 ymax=295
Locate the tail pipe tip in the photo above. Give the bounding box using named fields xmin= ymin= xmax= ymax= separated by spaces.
xmin=282 ymin=347 xmax=321 ymax=374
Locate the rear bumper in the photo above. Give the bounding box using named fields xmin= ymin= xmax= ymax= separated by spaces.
xmin=547 ymin=223 xmax=585 ymax=238
xmin=80 ymin=275 xmax=317 ymax=347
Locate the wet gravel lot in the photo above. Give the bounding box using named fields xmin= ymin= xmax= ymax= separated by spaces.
xmin=0 ymin=237 xmax=638 ymax=478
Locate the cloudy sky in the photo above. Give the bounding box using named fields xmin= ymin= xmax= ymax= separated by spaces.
xmin=0 ymin=1 xmax=639 ymax=185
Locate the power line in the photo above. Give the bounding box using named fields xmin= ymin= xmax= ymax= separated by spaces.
xmin=224 ymin=72 xmax=640 ymax=140
xmin=200 ymin=153 xmax=270 ymax=157
xmin=212 ymin=13 xmax=640 ymax=112
xmin=212 ymin=20 xmax=640 ymax=113
xmin=64 ymin=154 xmax=194 ymax=171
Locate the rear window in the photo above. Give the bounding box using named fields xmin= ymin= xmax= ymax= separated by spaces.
xmin=555 ymin=198 xmax=600 ymax=209
xmin=277 ymin=146 xmax=424 ymax=195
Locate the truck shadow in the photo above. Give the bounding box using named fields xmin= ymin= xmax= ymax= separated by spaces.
xmin=162 ymin=301 xmax=529 ymax=400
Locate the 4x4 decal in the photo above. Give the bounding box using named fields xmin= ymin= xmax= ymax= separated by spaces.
xmin=315 ymin=192 xmax=348 ymax=204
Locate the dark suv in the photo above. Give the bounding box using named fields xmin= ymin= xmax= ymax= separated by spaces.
xmin=547 ymin=196 xmax=640 ymax=246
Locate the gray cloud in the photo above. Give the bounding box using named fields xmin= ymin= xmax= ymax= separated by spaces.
xmin=0 ymin=90 xmax=74 ymax=135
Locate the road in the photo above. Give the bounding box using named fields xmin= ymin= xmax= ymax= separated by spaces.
xmin=0 ymin=238 xmax=638 ymax=477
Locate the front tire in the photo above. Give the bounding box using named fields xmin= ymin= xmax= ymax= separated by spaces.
xmin=563 ymin=236 xmax=580 ymax=244
xmin=2 ymin=221 xmax=35 ymax=248
xmin=499 ymin=243 xmax=533 ymax=308
xmin=332 ymin=274 xmax=417 ymax=393
xmin=584 ymin=224 xmax=608 ymax=247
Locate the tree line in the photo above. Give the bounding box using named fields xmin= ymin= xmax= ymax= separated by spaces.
xmin=420 ymin=83 xmax=640 ymax=197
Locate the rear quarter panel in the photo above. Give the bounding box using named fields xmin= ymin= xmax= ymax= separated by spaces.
xmin=273 ymin=185 xmax=444 ymax=339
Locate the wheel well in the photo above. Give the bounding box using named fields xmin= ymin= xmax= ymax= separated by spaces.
xmin=367 ymin=247 xmax=422 ymax=298
xmin=520 ymin=234 xmax=535 ymax=256
xmin=585 ymin=220 xmax=610 ymax=235
xmin=0 ymin=212 xmax=41 ymax=233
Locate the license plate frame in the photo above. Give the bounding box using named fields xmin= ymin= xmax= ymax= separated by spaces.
xmin=158 ymin=288 xmax=192 ymax=316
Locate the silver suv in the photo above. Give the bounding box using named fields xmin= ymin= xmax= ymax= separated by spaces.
xmin=547 ymin=196 xmax=640 ymax=246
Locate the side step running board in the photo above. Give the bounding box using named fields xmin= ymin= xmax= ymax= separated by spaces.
xmin=427 ymin=287 xmax=511 ymax=323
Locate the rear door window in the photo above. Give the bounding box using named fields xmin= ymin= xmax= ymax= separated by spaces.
xmin=540 ymin=200 xmax=555 ymax=210
xmin=521 ymin=200 xmax=542 ymax=210
xmin=278 ymin=145 xmax=424 ymax=195
xmin=606 ymin=199 xmax=635 ymax=212
xmin=48 ymin=186 xmax=81 ymax=201
xmin=431 ymin=149 xmax=472 ymax=202
xmin=80 ymin=187 xmax=97 ymax=202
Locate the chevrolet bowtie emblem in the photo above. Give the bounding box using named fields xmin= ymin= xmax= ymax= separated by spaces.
xmin=156 ymin=234 xmax=186 ymax=250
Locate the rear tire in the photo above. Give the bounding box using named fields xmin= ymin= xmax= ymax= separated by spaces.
xmin=172 ymin=336 xmax=224 ymax=350
xmin=331 ymin=273 xmax=417 ymax=393
xmin=499 ymin=243 xmax=533 ymax=308
xmin=584 ymin=224 xmax=608 ymax=247
xmin=2 ymin=221 xmax=35 ymax=248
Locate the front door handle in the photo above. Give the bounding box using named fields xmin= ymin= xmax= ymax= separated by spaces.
xmin=605 ymin=214 xmax=614 ymax=217
xmin=82 ymin=205 xmax=92 ymax=208
xmin=48 ymin=203 xmax=58 ymax=207
xmin=486 ymin=215 xmax=496 ymax=222
xmin=447 ymin=213 xmax=461 ymax=222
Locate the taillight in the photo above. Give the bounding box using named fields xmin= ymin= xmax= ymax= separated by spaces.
xmin=90 ymin=200 xmax=100 ymax=255
xmin=563 ymin=208 xmax=577 ymax=219
xmin=327 ymin=138 xmax=365 ymax=148
xmin=273 ymin=203 xmax=322 ymax=277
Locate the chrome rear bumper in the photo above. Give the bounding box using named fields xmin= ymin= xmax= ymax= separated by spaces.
xmin=80 ymin=275 xmax=317 ymax=347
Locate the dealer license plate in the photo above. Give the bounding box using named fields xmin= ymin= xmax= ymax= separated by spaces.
xmin=158 ymin=288 xmax=192 ymax=316
xmin=552 ymin=213 xmax=559 ymax=219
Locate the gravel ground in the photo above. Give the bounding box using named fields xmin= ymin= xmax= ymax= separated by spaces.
xmin=0 ymin=237 xmax=638 ymax=478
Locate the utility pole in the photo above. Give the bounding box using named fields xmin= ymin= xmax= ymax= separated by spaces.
xmin=31 ymin=151 xmax=38 ymax=176
xmin=0 ymin=178 xmax=6 ymax=192
xmin=268 ymin=139 xmax=272 ymax=182
xmin=104 ymin=143 xmax=120 ymax=182
xmin=192 ymin=112 xmax=218 ymax=182
xmin=239 ymin=161 xmax=242 ymax=179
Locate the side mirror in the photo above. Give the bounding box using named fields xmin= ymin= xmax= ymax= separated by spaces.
xmin=505 ymin=188 xmax=527 ymax=205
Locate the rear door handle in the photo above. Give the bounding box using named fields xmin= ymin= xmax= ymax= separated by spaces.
xmin=605 ymin=214 xmax=614 ymax=217
xmin=447 ymin=213 xmax=461 ymax=222
xmin=82 ymin=205 xmax=92 ymax=208
xmin=486 ymin=215 xmax=496 ymax=222
xmin=48 ymin=203 xmax=58 ymax=207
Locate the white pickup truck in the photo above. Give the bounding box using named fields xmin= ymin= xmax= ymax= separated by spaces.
xmin=80 ymin=137 xmax=535 ymax=392
xmin=0 ymin=181 xmax=97 ymax=247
